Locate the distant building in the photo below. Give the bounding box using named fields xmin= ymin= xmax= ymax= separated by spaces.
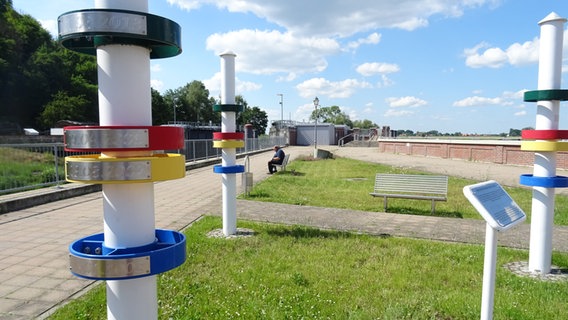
xmin=269 ymin=121 xmax=352 ymax=146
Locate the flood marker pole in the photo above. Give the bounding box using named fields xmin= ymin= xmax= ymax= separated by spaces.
xmin=59 ymin=1 xmax=186 ymax=319
xmin=519 ymin=12 xmax=568 ymax=275
xmin=212 ymin=51 xmax=244 ymax=236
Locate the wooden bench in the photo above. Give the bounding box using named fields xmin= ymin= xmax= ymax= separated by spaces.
xmin=370 ymin=174 xmax=448 ymax=213
xmin=274 ymin=153 xmax=290 ymax=171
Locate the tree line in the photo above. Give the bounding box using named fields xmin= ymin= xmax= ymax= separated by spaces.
xmin=1 ymin=0 xmax=98 ymax=133
xmin=394 ymin=128 xmax=533 ymax=137
xmin=309 ymin=105 xmax=378 ymax=129
xmin=0 ymin=0 xmax=268 ymax=135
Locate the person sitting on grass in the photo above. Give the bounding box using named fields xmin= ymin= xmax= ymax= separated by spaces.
xmin=268 ymin=145 xmax=285 ymax=174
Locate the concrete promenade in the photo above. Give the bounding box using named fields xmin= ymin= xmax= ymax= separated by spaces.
xmin=1 ymin=146 xmax=568 ymax=319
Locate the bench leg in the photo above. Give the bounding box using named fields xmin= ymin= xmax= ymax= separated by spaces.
xmin=431 ymin=200 xmax=435 ymax=214
xmin=383 ymin=196 xmax=388 ymax=212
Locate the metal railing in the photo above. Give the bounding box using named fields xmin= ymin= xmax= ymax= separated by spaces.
xmin=338 ymin=133 xmax=353 ymax=147
xmin=0 ymin=136 xmax=285 ymax=195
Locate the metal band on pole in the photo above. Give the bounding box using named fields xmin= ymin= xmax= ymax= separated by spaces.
xmin=58 ymin=9 xmax=182 ymax=59
xmin=522 ymin=129 xmax=568 ymax=140
xmin=65 ymin=154 xmax=185 ymax=183
xmin=521 ymin=141 xmax=568 ymax=152
xmin=64 ymin=126 xmax=184 ymax=151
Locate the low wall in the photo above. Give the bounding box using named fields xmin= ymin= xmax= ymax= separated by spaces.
xmin=377 ymin=139 xmax=568 ymax=170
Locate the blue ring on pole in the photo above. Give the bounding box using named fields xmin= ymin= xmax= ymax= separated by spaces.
xmin=213 ymin=104 xmax=244 ymax=113
xmin=58 ymin=9 xmax=182 ymax=59
xmin=69 ymin=229 xmax=186 ymax=280
xmin=523 ymin=89 xmax=568 ymax=102
xmin=213 ymin=165 xmax=245 ymax=174
xmin=519 ymin=174 xmax=568 ymax=188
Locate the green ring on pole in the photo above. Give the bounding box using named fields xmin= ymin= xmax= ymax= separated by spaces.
xmin=523 ymin=89 xmax=568 ymax=102
xmin=58 ymin=9 xmax=182 ymax=59
xmin=213 ymin=104 xmax=244 ymax=113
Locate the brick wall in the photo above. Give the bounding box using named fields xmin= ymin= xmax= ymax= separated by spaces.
xmin=377 ymin=139 xmax=568 ymax=169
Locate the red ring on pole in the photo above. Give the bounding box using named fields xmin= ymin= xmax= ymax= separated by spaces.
xmin=212 ymin=132 xmax=244 ymax=140
xmin=64 ymin=126 xmax=184 ymax=151
xmin=522 ymin=130 xmax=568 ymax=140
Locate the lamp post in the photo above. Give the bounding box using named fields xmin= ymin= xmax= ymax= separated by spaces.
xmin=313 ymin=96 xmax=319 ymax=158
xmin=277 ymin=94 xmax=283 ymax=128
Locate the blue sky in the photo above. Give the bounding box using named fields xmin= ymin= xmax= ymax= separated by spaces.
xmin=12 ymin=0 xmax=568 ymax=134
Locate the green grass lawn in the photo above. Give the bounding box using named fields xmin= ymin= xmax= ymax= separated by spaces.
xmin=50 ymin=217 xmax=568 ymax=319
xmin=48 ymin=156 xmax=568 ymax=319
xmin=244 ymin=156 xmax=568 ymax=225
xmin=0 ymin=147 xmax=64 ymax=193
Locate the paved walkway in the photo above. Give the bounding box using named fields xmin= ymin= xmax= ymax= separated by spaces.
xmin=1 ymin=146 xmax=568 ymax=319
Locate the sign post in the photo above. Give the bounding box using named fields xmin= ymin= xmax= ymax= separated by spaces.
xmin=463 ymin=180 xmax=526 ymax=320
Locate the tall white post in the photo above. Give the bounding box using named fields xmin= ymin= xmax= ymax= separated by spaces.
xmin=528 ymin=12 xmax=566 ymax=274
xmin=220 ymin=51 xmax=238 ymax=236
xmin=95 ymin=1 xmax=157 ymax=319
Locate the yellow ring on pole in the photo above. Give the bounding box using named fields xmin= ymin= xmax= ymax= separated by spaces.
xmin=212 ymin=140 xmax=245 ymax=148
xmin=65 ymin=153 xmax=185 ymax=184
xmin=521 ymin=141 xmax=568 ymax=152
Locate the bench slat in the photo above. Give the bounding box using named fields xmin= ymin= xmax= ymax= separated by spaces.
xmin=370 ymin=193 xmax=447 ymax=201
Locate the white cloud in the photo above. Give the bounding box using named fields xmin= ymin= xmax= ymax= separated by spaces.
xmin=464 ymin=37 xmax=540 ymax=68
xmin=151 ymin=64 xmax=162 ymax=72
xmin=167 ymin=0 xmax=202 ymax=10
xmin=169 ymin=0 xmax=501 ymax=37
xmin=502 ymin=89 xmax=526 ymax=100
xmin=296 ymin=77 xmax=372 ymax=99
xmin=206 ymin=29 xmax=340 ymax=78
xmin=151 ymin=79 xmax=164 ymax=92
xmin=347 ymin=32 xmax=381 ymax=50
xmin=378 ymin=75 xmax=395 ymax=88
xmin=453 ymin=96 xmax=504 ymax=107
xmin=276 ymin=73 xmax=298 ymax=82
xmin=507 ymin=38 xmax=540 ymax=65
xmin=386 ymin=96 xmax=427 ymax=108
xmin=295 ymin=102 xmax=320 ymax=122
xmin=384 ymin=109 xmax=415 ymax=117
xmin=356 ymin=62 xmax=400 ymax=76
xmin=464 ymin=43 xmax=508 ymax=68
xmin=238 ymin=80 xmax=263 ymax=92
xmin=453 ymin=92 xmax=518 ymax=107
xmin=363 ymin=102 xmax=374 ymax=114
xmin=203 ymin=72 xmax=262 ymax=97
xmin=514 ymin=110 xmax=527 ymax=116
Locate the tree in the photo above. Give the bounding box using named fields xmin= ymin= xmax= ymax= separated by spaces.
xmin=1 ymin=1 xmax=13 ymax=13
xmin=1 ymin=7 xmax=54 ymax=127
xmin=241 ymin=106 xmax=268 ymax=135
xmin=310 ymin=105 xmax=353 ymax=127
xmin=164 ymin=81 xmax=217 ymax=124
xmin=38 ymin=92 xmax=90 ymax=128
xmin=32 ymin=46 xmax=98 ymax=129
xmin=234 ymin=95 xmax=268 ymax=134
xmin=235 ymin=95 xmax=249 ymax=127
xmin=508 ymin=128 xmax=522 ymax=137
xmin=1 ymin=4 xmax=98 ymax=129
xmin=151 ymin=88 xmax=170 ymax=125
xmin=352 ymin=119 xmax=378 ymax=129
xmin=397 ymin=129 xmax=414 ymax=136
